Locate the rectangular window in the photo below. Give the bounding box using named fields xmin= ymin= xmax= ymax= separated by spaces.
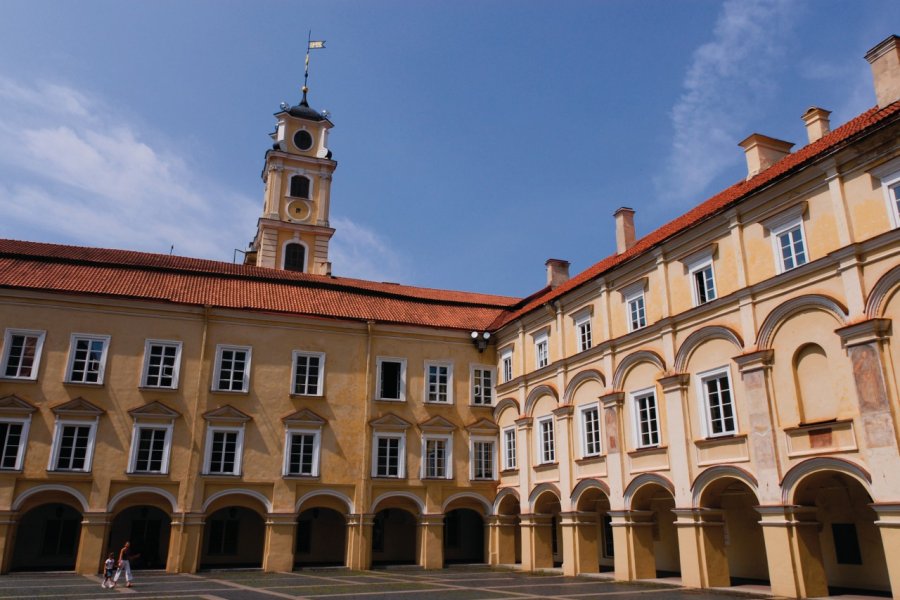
xmin=1 ymin=329 xmax=45 ymax=380
xmin=700 ymin=368 xmax=737 ymax=437
xmin=471 ymin=366 xmax=494 ymax=405
xmin=777 ymin=225 xmax=807 ymax=271
xmin=425 ymin=362 xmax=452 ymax=403
xmin=130 ymin=426 xmax=171 ymax=473
xmin=626 ymin=292 xmax=646 ymax=332
xmin=213 ymin=345 xmax=251 ymax=392
xmin=891 ymin=182 xmax=900 ymax=223
xmin=691 ymin=262 xmax=717 ymax=305
xmin=472 ymin=440 xmax=495 ymax=480
xmin=423 ymin=437 xmax=449 ymax=478
xmin=285 ymin=430 xmax=320 ymax=476
xmin=538 ymin=417 xmax=556 ymax=464
xmin=141 ymin=340 xmax=181 ymax=389
xmin=374 ymin=434 xmax=403 ymax=477
xmin=501 ymin=350 xmax=513 ymax=383
xmin=52 ymin=423 xmax=95 ymax=471
xmin=581 ymin=405 xmax=602 ymax=457
xmin=576 ymin=316 xmax=593 ymax=352
xmin=376 ymin=358 xmax=406 ymax=401
xmin=634 ymin=390 xmax=660 ymax=448
xmin=204 ymin=428 xmax=243 ymax=475
xmin=534 ymin=333 xmax=549 ymax=369
xmin=66 ymin=334 xmax=110 ymax=384
xmin=503 ymin=427 xmax=517 ymax=470
xmin=292 ymin=351 xmax=325 ymax=396
xmin=0 ymin=420 xmax=27 ymax=470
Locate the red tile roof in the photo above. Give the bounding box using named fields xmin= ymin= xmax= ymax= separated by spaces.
xmin=489 ymin=100 xmax=900 ymax=329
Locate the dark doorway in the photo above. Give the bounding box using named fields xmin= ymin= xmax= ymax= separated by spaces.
xmin=371 ymin=508 xmax=416 ymax=566
xmin=443 ymin=509 xmax=484 ymax=564
xmin=12 ymin=503 xmax=83 ymax=571
xmin=295 ymin=507 xmax=346 ymax=567
xmin=200 ymin=506 xmax=265 ymax=569
xmin=108 ymin=506 xmax=171 ymax=569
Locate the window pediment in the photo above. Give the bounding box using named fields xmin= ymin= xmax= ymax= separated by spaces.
xmin=761 ymin=201 xmax=808 ymax=233
xmin=203 ymin=404 xmax=251 ymax=423
xmin=282 ymin=407 xmax=326 ymax=429
xmin=128 ymin=400 xmax=181 ymax=422
xmin=418 ymin=415 xmax=457 ymax=433
xmin=679 ymin=243 xmax=718 ymax=271
xmin=369 ymin=412 xmax=411 ymax=431
xmin=51 ymin=397 xmax=105 ymax=418
xmin=0 ymin=394 xmax=37 ymax=416
xmin=466 ymin=417 xmax=499 ymax=436
xmin=616 ymin=277 xmax=648 ymax=299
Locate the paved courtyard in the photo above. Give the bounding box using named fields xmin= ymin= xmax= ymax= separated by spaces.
xmin=0 ymin=567 xmax=784 ymax=600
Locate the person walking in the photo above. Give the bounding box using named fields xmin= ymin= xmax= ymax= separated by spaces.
xmin=101 ymin=553 xmax=115 ymax=588
xmin=112 ymin=541 xmax=139 ymax=588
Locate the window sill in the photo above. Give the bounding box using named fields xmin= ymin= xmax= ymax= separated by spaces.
xmin=0 ymin=468 xmax=23 ymax=476
xmin=373 ymin=397 xmax=406 ymax=403
xmin=694 ymin=433 xmax=746 ymax=447
xmin=469 ymin=403 xmax=493 ymax=409
xmin=46 ymin=470 xmax=93 ymax=479
xmin=126 ymin=471 xmax=172 ymax=479
xmin=283 ymin=474 xmax=320 ymax=480
xmin=500 ymin=468 xmax=519 ymax=476
xmin=575 ymin=454 xmax=605 ymax=465
xmin=290 ymin=393 xmax=325 ymax=400
xmin=200 ymin=473 xmax=243 ymax=479
xmin=470 ymin=477 xmax=496 ymax=482
xmin=138 ymin=386 xmax=178 ymax=393
xmin=627 ymin=445 xmax=667 ymax=458
xmin=63 ymin=381 xmax=105 ymax=387
xmin=372 ymin=475 xmax=406 ymax=480
xmin=421 ymin=476 xmax=453 ymax=481
xmin=0 ymin=377 xmax=38 ymax=383
xmin=209 ymin=389 xmax=250 ymax=395
xmin=533 ymin=462 xmax=558 ymax=472
xmin=424 ymin=401 xmax=454 ymax=406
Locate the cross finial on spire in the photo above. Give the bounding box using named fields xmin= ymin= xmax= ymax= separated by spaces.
xmin=303 ymin=31 xmax=326 ymax=105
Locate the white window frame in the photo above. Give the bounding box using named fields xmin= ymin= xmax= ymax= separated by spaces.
xmin=280 ymin=238 xmax=310 ymax=271
xmin=502 ymin=426 xmax=517 ymax=471
xmin=291 ymin=350 xmax=326 ymax=396
xmin=48 ymin=418 xmax=98 ymax=472
xmin=371 ymin=431 xmax=406 ymax=478
xmin=631 ymin=387 xmax=660 ymax=449
xmin=625 ymin=289 xmax=647 ymax=332
xmin=687 ymin=257 xmax=717 ymax=306
xmin=871 ymin=157 xmax=900 ymax=229
xmin=575 ymin=314 xmax=593 ymax=352
xmin=375 ymin=357 xmax=407 ymax=402
xmin=501 ymin=348 xmax=513 ymax=383
xmin=0 ymin=416 xmax=31 ymax=470
xmin=534 ymin=332 xmax=549 ymax=369
xmin=696 ymin=366 xmax=738 ymax=438
xmin=140 ymin=339 xmax=183 ymax=389
xmin=536 ymin=416 xmax=556 ymax=464
xmin=65 ymin=333 xmax=110 ymax=385
xmin=579 ymin=403 xmax=602 ymax=458
xmin=420 ymin=433 xmax=453 ymax=479
xmin=202 ymin=425 xmax=245 ymax=476
xmin=212 ymin=344 xmax=252 ymax=393
xmin=1 ymin=328 xmax=46 ymax=381
xmin=470 ymin=365 xmax=495 ymax=406
xmin=763 ymin=204 xmax=809 ymax=274
xmin=470 ymin=436 xmax=498 ymax=481
xmin=282 ymin=427 xmax=322 ymax=477
xmin=127 ymin=423 xmax=174 ymax=474
xmin=424 ymin=361 xmax=454 ymax=404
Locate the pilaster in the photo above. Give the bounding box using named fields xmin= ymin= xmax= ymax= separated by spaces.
xmin=733 ymin=349 xmax=781 ymax=503
xmin=487 ymin=514 xmax=519 ymax=565
xmin=600 ymin=392 xmax=626 ymax=510
xmin=418 ymin=514 xmax=444 ymax=569
xmin=672 ymin=508 xmax=729 ymax=589
xmin=552 ymin=405 xmax=575 ymax=512
xmin=872 ymin=503 xmax=900 ymax=599
xmin=519 ymin=513 xmax=553 ymax=570
xmin=0 ymin=511 xmax=14 ymax=574
xmin=608 ymin=509 xmax=655 ymax=581
xmin=169 ymin=512 xmax=204 ymax=574
xmin=657 ymin=373 xmax=692 ymax=505
xmin=75 ymin=512 xmax=109 ymax=575
xmin=756 ymin=505 xmax=828 ymax=598
xmin=560 ymin=511 xmax=598 ymax=576
xmin=345 ymin=513 xmax=373 ymax=570
xmin=262 ymin=513 xmax=297 ymax=572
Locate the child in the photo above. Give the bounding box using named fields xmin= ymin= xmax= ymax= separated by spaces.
xmin=102 ymin=553 xmax=115 ymax=589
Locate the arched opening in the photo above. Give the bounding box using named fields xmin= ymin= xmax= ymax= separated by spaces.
xmin=699 ymin=478 xmax=768 ymax=586
xmin=371 ymin=508 xmax=417 ymax=566
xmin=631 ymin=483 xmax=679 ymax=578
xmin=200 ymin=506 xmax=265 ymax=569
xmin=107 ymin=505 xmax=171 ymax=570
xmin=793 ymin=343 xmax=837 ymax=423
xmin=295 ymin=507 xmax=346 ymax=567
xmin=793 ymin=471 xmax=890 ymax=596
xmin=284 ymin=242 xmax=306 ymax=272
xmin=495 ymin=493 xmax=521 ymax=565
xmin=289 ymin=175 xmax=310 ymax=198
xmin=12 ymin=503 xmax=83 ymax=571
xmin=533 ymin=490 xmax=562 ymax=568
xmin=444 ymin=509 xmax=484 ymax=564
xmin=575 ymin=485 xmax=613 ymax=573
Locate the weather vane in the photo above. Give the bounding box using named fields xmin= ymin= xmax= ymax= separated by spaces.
xmin=303 ymin=31 xmax=326 ymax=97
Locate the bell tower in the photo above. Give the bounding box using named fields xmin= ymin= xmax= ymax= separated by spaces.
xmin=246 ymin=86 xmax=336 ymax=274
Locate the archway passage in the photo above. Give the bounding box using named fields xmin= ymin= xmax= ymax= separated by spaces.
xmin=12 ymin=503 xmax=83 ymax=571
xmin=699 ymin=479 xmax=768 ymax=586
xmin=533 ymin=491 xmax=563 ymax=568
xmin=794 ymin=471 xmax=891 ymax=596
xmin=444 ymin=509 xmax=484 ymax=564
xmin=575 ymin=486 xmax=613 ymax=573
xmin=495 ymin=494 xmax=521 ymax=565
xmin=295 ymin=507 xmax=346 ymax=567
xmin=371 ymin=508 xmax=417 ymax=566
xmin=200 ymin=506 xmax=265 ymax=569
xmin=631 ymin=484 xmax=679 ymax=578
xmin=108 ymin=505 xmax=171 ymax=570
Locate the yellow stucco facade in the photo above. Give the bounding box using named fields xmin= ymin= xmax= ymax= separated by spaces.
xmin=0 ymin=34 xmax=899 ymax=599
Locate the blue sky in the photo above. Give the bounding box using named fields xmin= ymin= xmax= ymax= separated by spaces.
xmin=0 ymin=0 xmax=897 ymax=297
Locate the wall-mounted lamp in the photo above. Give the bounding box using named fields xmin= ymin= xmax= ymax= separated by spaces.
xmin=470 ymin=331 xmax=491 ymax=352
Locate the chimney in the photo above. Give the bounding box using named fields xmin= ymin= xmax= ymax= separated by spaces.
xmin=614 ymin=207 xmax=636 ymax=254
xmin=738 ymin=134 xmax=794 ymax=179
xmin=545 ymin=258 xmax=570 ymax=289
xmin=801 ymin=107 xmax=831 ymax=143
xmin=866 ymin=34 xmax=900 ymax=108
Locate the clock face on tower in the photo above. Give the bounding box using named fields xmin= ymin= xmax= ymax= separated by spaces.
xmin=293 ymin=129 xmax=313 ymax=151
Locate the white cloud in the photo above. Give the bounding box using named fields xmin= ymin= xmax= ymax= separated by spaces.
xmin=654 ymin=0 xmax=797 ymax=206
xmin=328 ymin=215 xmax=411 ymax=282
xmin=0 ymin=76 xmax=257 ymax=260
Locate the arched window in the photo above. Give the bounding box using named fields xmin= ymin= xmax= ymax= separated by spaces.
xmin=284 ymin=243 xmax=306 ymax=272
xmin=290 ymin=175 xmax=310 ymax=199
xmin=794 ymin=343 xmax=836 ymax=423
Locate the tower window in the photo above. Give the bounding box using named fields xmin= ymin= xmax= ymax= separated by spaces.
xmin=290 ymin=175 xmax=310 ymax=199
xmin=284 ymin=243 xmax=306 ymax=272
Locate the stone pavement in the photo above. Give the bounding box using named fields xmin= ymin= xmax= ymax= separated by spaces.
xmin=0 ymin=567 xmax=781 ymax=600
